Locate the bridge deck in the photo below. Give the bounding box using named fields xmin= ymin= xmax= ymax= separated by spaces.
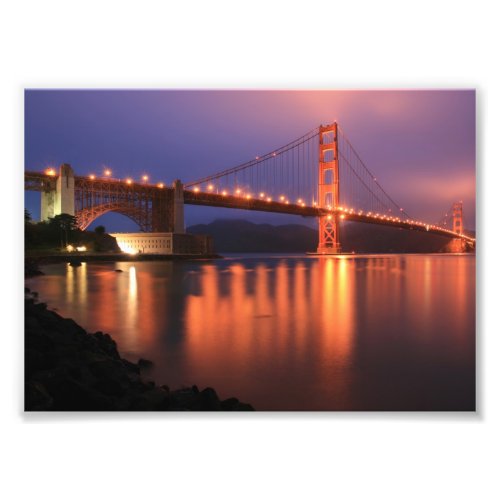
xmin=183 ymin=190 xmax=475 ymax=243
xmin=24 ymin=172 xmax=474 ymax=244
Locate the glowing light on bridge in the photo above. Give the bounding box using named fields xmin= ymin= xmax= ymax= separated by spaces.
xmin=157 ymin=182 xmax=164 ymax=188
xmin=142 ymin=175 xmax=149 ymax=182
xmin=246 ymin=194 xmax=251 ymax=200
xmin=104 ymin=168 xmax=112 ymax=177
xmin=45 ymin=168 xmax=56 ymax=176
xmin=208 ymin=184 xmax=214 ymax=191
xmin=126 ymin=178 xmax=133 ymax=185
xmin=222 ymin=190 xmax=228 ymax=196
xmin=280 ymin=195 xmax=285 ymax=201
xmin=89 ymin=174 xmax=96 ymax=180
xmin=259 ymin=192 xmax=265 ymax=198
xmin=194 ymin=187 xmax=200 ymax=193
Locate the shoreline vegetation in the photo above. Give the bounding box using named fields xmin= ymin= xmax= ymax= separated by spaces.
xmin=24 ymin=288 xmax=254 ymax=411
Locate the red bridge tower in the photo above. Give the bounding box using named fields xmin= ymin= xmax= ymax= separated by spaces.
xmin=317 ymin=122 xmax=341 ymax=253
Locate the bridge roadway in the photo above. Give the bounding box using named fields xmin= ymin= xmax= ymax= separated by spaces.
xmin=183 ymin=190 xmax=475 ymax=244
xmin=24 ymin=171 xmax=474 ymax=244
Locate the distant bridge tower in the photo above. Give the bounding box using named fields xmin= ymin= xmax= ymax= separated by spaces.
xmin=448 ymin=201 xmax=468 ymax=252
xmin=317 ymin=122 xmax=341 ymax=253
xmin=452 ymin=201 xmax=463 ymax=235
xmin=41 ymin=163 xmax=75 ymax=220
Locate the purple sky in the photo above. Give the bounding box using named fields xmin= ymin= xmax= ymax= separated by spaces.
xmin=24 ymin=90 xmax=475 ymax=230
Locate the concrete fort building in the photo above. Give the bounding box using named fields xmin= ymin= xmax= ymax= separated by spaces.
xmin=29 ymin=163 xmax=213 ymax=256
xmin=110 ymin=232 xmax=213 ymax=256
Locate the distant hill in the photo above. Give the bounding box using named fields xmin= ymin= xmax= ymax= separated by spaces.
xmin=187 ymin=219 xmax=473 ymax=253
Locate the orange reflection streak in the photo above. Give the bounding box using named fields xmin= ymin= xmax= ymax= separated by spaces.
xmin=448 ymin=256 xmax=472 ymax=353
xmin=89 ymin=263 xmax=141 ymax=352
xmin=188 ymin=267 xmax=223 ymax=344
xmin=419 ymin=256 xmax=433 ymax=335
xmin=66 ymin=263 xmax=74 ymax=303
xmin=292 ymin=263 xmax=308 ymax=354
xmin=404 ymin=256 xmax=439 ymax=340
xmin=132 ymin=266 xmax=157 ymax=347
xmin=275 ymin=261 xmax=291 ymax=353
xmin=319 ymin=258 xmax=355 ymax=368
xmin=253 ymin=264 xmax=274 ymax=360
xmin=77 ymin=262 xmax=87 ymax=306
xmin=127 ymin=265 xmax=138 ymax=343
xmin=184 ymin=264 xmax=247 ymax=383
xmin=334 ymin=257 xmax=355 ymax=362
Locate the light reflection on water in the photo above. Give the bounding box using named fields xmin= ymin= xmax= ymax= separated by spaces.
xmin=27 ymin=254 xmax=475 ymax=410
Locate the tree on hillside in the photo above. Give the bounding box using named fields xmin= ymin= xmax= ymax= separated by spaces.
xmin=95 ymin=225 xmax=106 ymax=235
xmin=49 ymin=213 xmax=79 ymax=247
xmin=25 ymin=209 xmax=35 ymax=248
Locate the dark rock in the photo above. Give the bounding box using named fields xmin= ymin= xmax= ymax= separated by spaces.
xmin=44 ymin=373 xmax=114 ymax=411
xmin=25 ymin=259 xmax=44 ymax=278
xmin=169 ymin=387 xmax=198 ymax=410
xmin=131 ymin=387 xmax=170 ymax=410
xmin=25 ymin=348 xmax=57 ymax=377
xmin=220 ymin=398 xmax=254 ymax=411
xmin=198 ymin=387 xmax=221 ymax=411
xmin=138 ymin=358 xmax=153 ymax=369
xmin=221 ymin=397 xmax=240 ymax=411
xmin=122 ymin=359 xmax=140 ymax=374
xmin=88 ymin=359 xmax=128 ymax=381
xmin=233 ymin=402 xmax=254 ymax=411
xmin=25 ymin=381 xmax=53 ymax=410
xmin=93 ymin=376 xmax=127 ymax=397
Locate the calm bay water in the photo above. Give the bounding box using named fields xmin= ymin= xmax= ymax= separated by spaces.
xmin=26 ymin=254 xmax=475 ymax=411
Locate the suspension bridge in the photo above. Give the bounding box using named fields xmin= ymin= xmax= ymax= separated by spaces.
xmin=24 ymin=122 xmax=475 ymax=253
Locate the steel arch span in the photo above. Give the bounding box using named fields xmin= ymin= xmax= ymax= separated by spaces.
xmin=76 ymin=203 xmax=152 ymax=231
xmin=73 ymin=177 xmax=175 ymax=232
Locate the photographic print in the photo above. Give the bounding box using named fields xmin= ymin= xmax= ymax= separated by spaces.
xmin=24 ymin=89 xmax=475 ymax=411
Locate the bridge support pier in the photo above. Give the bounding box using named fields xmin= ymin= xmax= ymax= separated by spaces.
xmin=448 ymin=238 xmax=468 ymax=253
xmin=41 ymin=164 xmax=75 ymax=221
xmin=173 ymin=179 xmax=185 ymax=234
xmin=318 ymin=214 xmax=341 ymax=254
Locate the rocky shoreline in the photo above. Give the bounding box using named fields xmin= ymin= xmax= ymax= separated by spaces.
xmin=25 ymin=289 xmax=254 ymax=411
